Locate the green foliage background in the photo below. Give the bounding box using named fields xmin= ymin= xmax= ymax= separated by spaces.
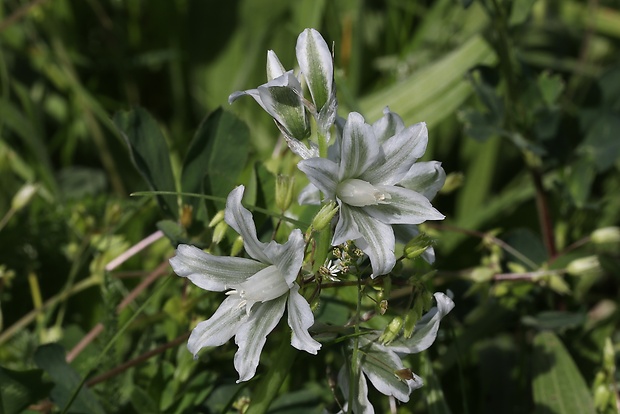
xmin=1 ymin=0 xmax=619 ymax=413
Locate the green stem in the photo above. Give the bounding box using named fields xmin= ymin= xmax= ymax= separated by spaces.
xmin=348 ymin=274 xmax=363 ymax=413
xmin=318 ymin=130 xmax=328 ymax=158
xmin=246 ymin=335 xmax=297 ymax=414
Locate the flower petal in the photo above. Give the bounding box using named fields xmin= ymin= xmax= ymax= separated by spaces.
xmin=296 ymin=28 xmax=333 ymax=112
xmin=170 ymin=244 xmax=268 ymax=291
xmin=388 ymin=292 xmax=455 ymax=354
xmin=232 ymin=264 xmax=290 ymax=304
xmin=264 ymin=229 xmax=305 ymax=286
xmin=372 ymin=107 xmax=405 ymax=143
xmin=339 ymin=112 xmax=380 ymax=181
xmin=361 ymin=122 xmax=428 ymax=186
xmin=359 ymin=338 xmax=422 ymax=402
xmin=364 ymin=185 xmax=445 ymax=225
xmin=225 ymin=186 xmax=270 ymax=263
xmin=348 ymin=207 xmax=396 ymax=276
xmin=287 ymin=284 xmax=321 ymax=354
xmin=234 ymin=295 xmax=287 ymax=382
xmin=332 ymin=203 xmax=362 ymax=246
xmin=187 ymin=296 xmax=248 ymax=357
xmin=298 ymin=183 xmax=321 ymax=205
xmin=338 ymin=364 xmax=374 ymax=414
xmin=398 ymin=161 xmax=446 ymax=200
xmin=266 ymin=50 xmax=286 ymax=80
xmin=297 ymin=157 xmax=339 ymax=199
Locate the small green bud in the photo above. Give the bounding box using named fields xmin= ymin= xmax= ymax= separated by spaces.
xmin=311 ymin=201 xmax=338 ymax=231
xmin=208 ymin=210 xmax=225 ymax=228
xmin=439 ymin=172 xmax=464 ymax=194
xmin=212 ymin=221 xmax=229 ymax=244
xmin=231 ymin=235 xmax=244 ymax=257
xmin=403 ymin=233 xmax=434 ymax=260
xmin=11 ymin=183 xmax=38 ymax=211
xmin=566 ymin=255 xmax=603 ymax=277
xmin=379 ymin=316 xmax=403 ymax=345
xmin=591 ymin=227 xmax=620 ymax=245
xmin=275 ymin=175 xmax=295 ymax=212
xmin=378 ymin=299 xmax=388 ymax=315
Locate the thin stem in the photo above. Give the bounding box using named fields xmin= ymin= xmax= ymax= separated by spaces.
xmin=0 ymin=0 xmax=50 ymax=32
xmin=348 ymin=270 xmax=363 ymax=414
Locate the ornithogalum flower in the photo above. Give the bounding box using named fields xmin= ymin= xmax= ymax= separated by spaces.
xmin=169 ymin=186 xmax=321 ymax=383
xmin=298 ymin=111 xmax=445 ymax=276
xmin=338 ymin=292 xmax=455 ymax=414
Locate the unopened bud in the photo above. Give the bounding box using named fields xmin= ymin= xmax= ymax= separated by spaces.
xmin=11 ymin=183 xmax=38 ymax=211
xmin=275 ymin=175 xmax=295 ymax=212
xmin=231 ymin=235 xmax=244 ymax=257
xmin=440 ymin=172 xmax=464 ymax=194
xmin=566 ymin=255 xmax=603 ymax=277
xmin=212 ymin=221 xmax=229 ymax=244
xmin=591 ymin=227 xmax=620 ymax=245
xmin=208 ymin=210 xmax=225 ymax=228
xmin=379 ymin=316 xmax=403 ymax=345
xmin=311 ymin=201 xmax=338 ymax=231
xmin=403 ymin=233 xmax=434 ymax=260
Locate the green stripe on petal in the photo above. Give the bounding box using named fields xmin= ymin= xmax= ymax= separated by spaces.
xmin=297 ymin=157 xmax=339 ymax=199
xmin=234 ymin=295 xmax=287 ymax=382
xmin=170 ymin=244 xmax=268 ymax=291
xmin=398 ymin=161 xmax=446 ymax=200
xmin=364 ymin=185 xmax=445 ymax=225
xmin=187 ymin=296 xmax=248 ymax=357
xmin=225 ymin=186 xmax=271 ymax=263
xmin=265 ymin=229 xmax=305 ymax=286
xmin=348 ymin=207 xmax=396 ymax=276
xmin=296 ymin=28 xmax=333 ymax=113
xmin=287 ymin=284 xmax=321 ymax=354
xmin=339 ymin=112 xmax=380 ymax=181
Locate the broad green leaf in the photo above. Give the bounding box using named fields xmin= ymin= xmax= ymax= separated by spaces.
xmin=532 ymin=331 xmax=596 ymax=414
xmin=0 ymin=367 xmax=51 ymax=414
xmin=578 ymin=112 xmax=620 ymax=172
xmin=34 ymin=344 xmax=105 ymax=414
xmin=182 ymin=108 xmax=250 ymax=215
xmin=521 ymin=311 xmax=586 ymax=332
xmin=114 ymin=107 xmax=178 ymax=218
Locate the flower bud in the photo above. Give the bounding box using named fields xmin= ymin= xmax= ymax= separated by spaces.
xmin=566 ymin=255 xmax=603 ymax=277
xmin=440 ymin=172 xmax=464 ymax=194
xmin=208 ymin=210 xmax=225 ymax=228
xmin=379 ymin=316 xmax=403 ymax=345
xmin=403 ymin=232 xmax=434 ymax=260
xmin=231 ymin=235 xmax=244 ymax=257
xmin=311 ymin=201 xmax=338 ymax=231
xmin=212 ymin=221 xmax=229 ymax=245
xmin=591 ymin=227 xmax=620 ymax=245
xmin=11 ymin=183 xmax=38 ymax=211
xmin=275 ymin=175 xmax=295 ymax=212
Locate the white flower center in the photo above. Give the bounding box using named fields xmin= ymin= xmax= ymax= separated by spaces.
xmin=336 ymin=179 xmax=391 ymax=207
xmin=227 ymin=265 xmax=290 ymax=306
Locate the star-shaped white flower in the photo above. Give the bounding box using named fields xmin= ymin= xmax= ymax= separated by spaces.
xmin=169 ymin=186 xmax=321 ymax=383
xmin=338 ymin=292 xmax=455 ymax=414
xmin=298 ymin=111 xmax=445 ymax=276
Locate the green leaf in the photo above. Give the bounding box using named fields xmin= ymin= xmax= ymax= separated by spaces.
xmin=537 ymin=72 xmax=565 ymax=107
xmin=508 ymin=0 xmax=537 ymax=26
xmin=0 ymin=366 xmax=51 ymax=414
xmin=182 ymin=108 xmax=250 ymax=215
xmin=34 ymin=344 xmax=105 ymax=414
xmin=114 ymin=107 xmax=178 ymax=218
xmin=522 ymin=311 xmax=586 ymax=332
xmin=532 ymin=332 xmax=596 ymax=414
xmin=420 ymin=354 xmax=453 ymax=414
xmin=578 ymin=112 xmax=620 ymax=172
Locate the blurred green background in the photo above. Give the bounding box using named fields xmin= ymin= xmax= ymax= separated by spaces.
xmin=1 ymin=0 xmax=620 ymax=413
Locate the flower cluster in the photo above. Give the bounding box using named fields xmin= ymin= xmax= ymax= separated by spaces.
xmin=169 ymin=28 xmax=453 ymax=412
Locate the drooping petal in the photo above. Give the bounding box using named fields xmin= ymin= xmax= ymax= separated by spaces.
xmin=364 ymin=185 xmax=445 ymax=225
xmin=393 ymin=225 xmax=436 ymax=264
xmin=287 ymin=284 xmax=321 ymax=354
xmin=264 ymin=229 xmax=305 ymax=286
xmin=372 ymin=107 xmax=405 ymax=143
xmin=298 ymin=183 xmax=321 ymax=205
xmin=297 ymin=157 xmax=339 ymax=199
xmin=225 ymin=186 xmax=270 ymax=263
xmin=296 ymin=28 xmax=333 ymax=113
xmin=332 ymin=203 xmax=362 ymax=246
xmin=339 ymin=112 xmax=380 ymax=181
xmin=388 ymin=292 xmax=455 ymax=354
xmin=348 ymin=207 xmax=396 ymax=276
xmin=338 ymin=364 xmax=374 ymax=414
xmin=229 ymin=88 xmax=267 ymax=111
xmin=233 ymin=294 xmax=287 ymax=382
xmin=170 ymin=244 xmax=268 ymax=291
xmin=359 ymin=338 xmax=422 ymax=402
xmin=266 ymin=50 xmax=286 ymax=80
xmin=398 ymin=161 xmax=446 ymax=200
xmin=361 ymin=122 xmax=428 ymax=186
xmin=187 ymin=296 xmax=248 ymax=357
xmin=232 ymin=264 xmax=290 ymax=304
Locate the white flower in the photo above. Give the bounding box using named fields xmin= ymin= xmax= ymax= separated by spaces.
xmin=338 ymin=292 xmax=455 ymax=414
xmin=298 ymin=110 xmax=445 ymax=276
xmin=169 ymin=186 xmax=321 ymax=383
